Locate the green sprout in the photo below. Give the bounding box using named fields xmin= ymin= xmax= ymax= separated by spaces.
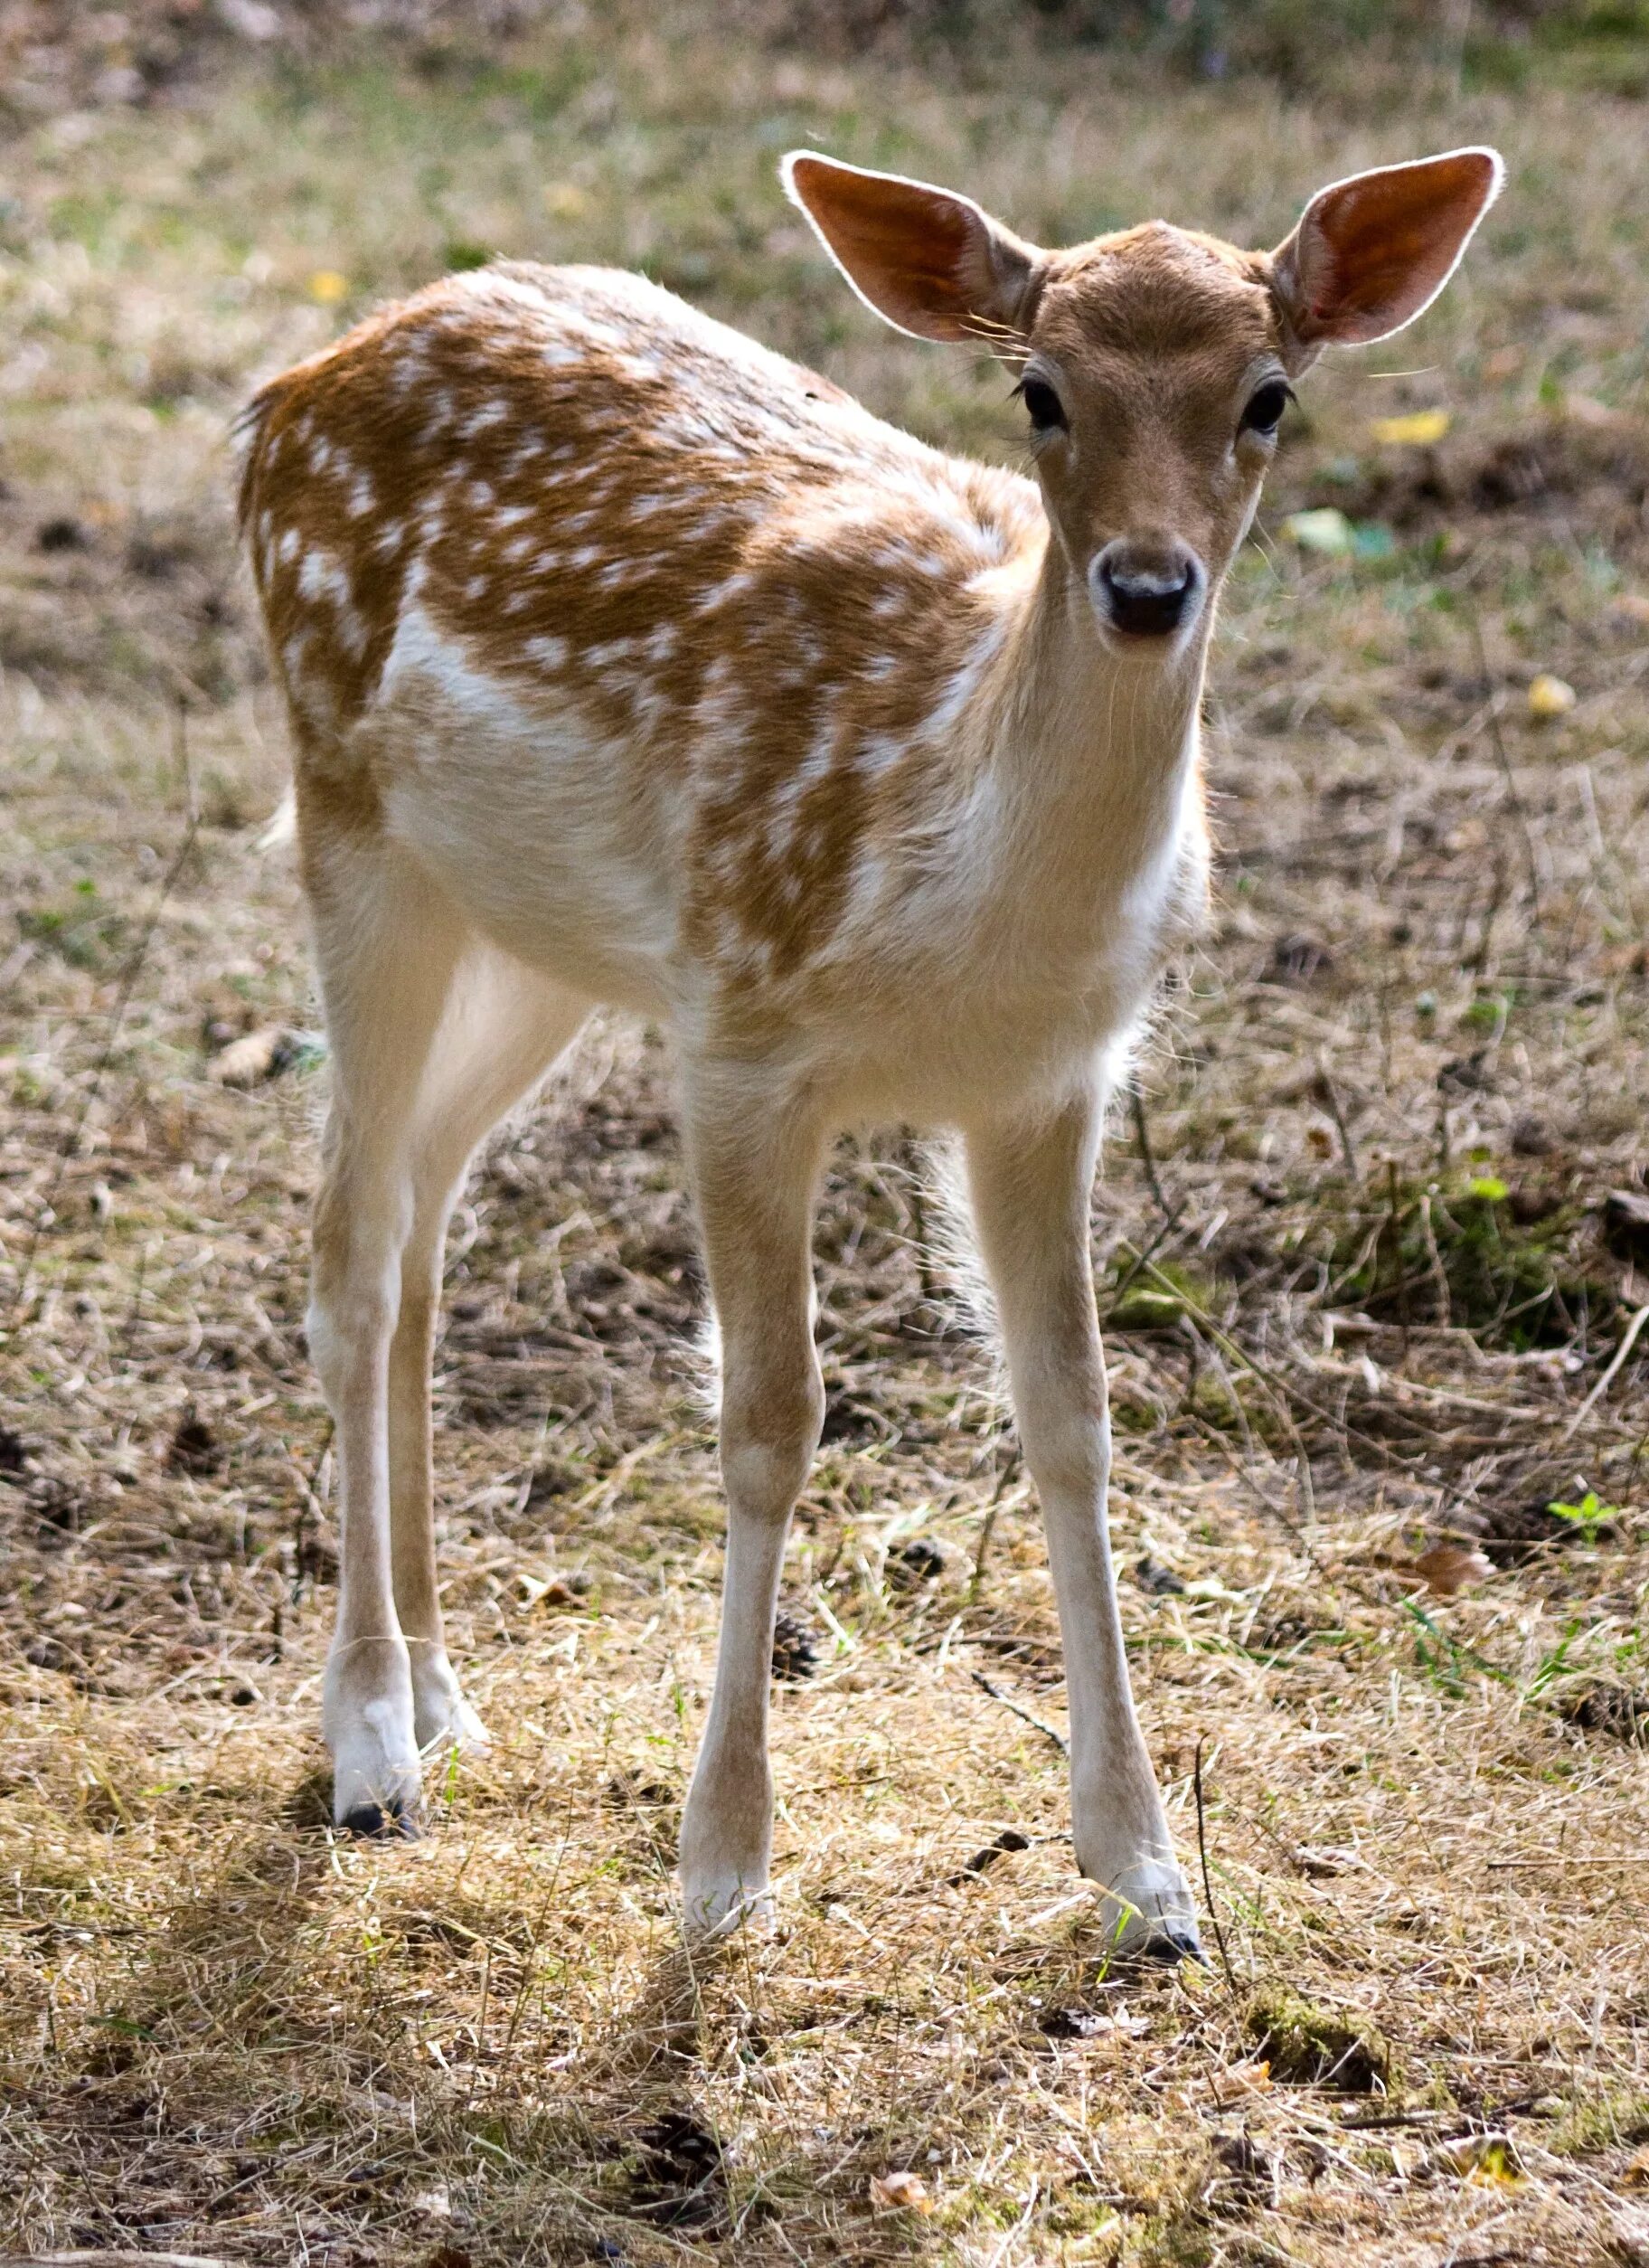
xmin=1547 ymin=1491 xmax=1620 ymax=1539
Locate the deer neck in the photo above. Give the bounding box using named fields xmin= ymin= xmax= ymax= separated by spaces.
xmin=969 ymin=534 xmax=1210 ymax=914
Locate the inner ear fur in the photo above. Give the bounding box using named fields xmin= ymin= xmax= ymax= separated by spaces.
xmin=1270 ymin=146 xmax=1504 ymax=355
xmin=781 ymin=151 xmax=1043 ymax=345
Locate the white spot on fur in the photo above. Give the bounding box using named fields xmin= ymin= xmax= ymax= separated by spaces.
xmin=919 ymin=613 xmax=1010 ymax=742
xmin=298 ymin=548 xmax=350 ymax=608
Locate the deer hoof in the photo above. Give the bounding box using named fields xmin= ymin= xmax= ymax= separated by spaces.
xmin=1141 ymin=1923 xmax=1206 ymax=1965
xmin=340 ymin=1798 xmax=421 ymax=1841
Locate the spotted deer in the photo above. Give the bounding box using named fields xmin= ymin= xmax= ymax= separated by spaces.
xmin=238 ymin=143 xmax=1502 ymax=1956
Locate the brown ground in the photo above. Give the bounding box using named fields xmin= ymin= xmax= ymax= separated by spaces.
xmin=3 ymin=15 xmax=1649 ymax=2265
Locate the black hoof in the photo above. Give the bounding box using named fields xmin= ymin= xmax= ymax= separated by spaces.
xmin=1142 ymin=1926 xmax=1206 ymax=1966
xmin=340 ymin=1800 xmax=420 ymax=1841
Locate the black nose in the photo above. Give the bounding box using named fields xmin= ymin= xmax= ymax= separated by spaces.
xmin=1094 ymin=543 xmax=1203 ymax=638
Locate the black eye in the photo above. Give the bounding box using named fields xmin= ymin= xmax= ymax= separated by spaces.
xmin=1019 ymin=377 xmax=1067 ymax=433
xmin=1240 ymin=379 xmax=1293 ymax=437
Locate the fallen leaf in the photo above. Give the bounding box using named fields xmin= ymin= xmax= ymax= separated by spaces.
xmin=1435 ymin=2131 xmax=1526 ymax=2188
xmin=1612 ymin=593 xmax=1649 ymax=627
xmin=1370 ymin=407 xmax=1451 ymax=445
xmin=309 ymin=269 xmax=349 ymax=304
xmin=1284 ymin=506 xmax=1355 ymax=555
xmin=870 ymin=2170 xmax=932 ymax=2214
xmin=1625 ymin=2143 xmax=1649 ymax=2188
xmin=1294 ymin=1845 xmax=1363 ymax=1877
xmin=208 ymin=1025 xmax=300 ymax=1089
xmin=1527 ymin=673 xmax=1576 ymax=718
xmin=1410 ymin=1542 xmax=1493 ymax=1597
xmin=1040 ymin=2006 xmax=1149 ymax=2041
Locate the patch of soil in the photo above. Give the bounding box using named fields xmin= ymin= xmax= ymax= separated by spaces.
xmin=1296 ymin=414 xmax=1649 ymax=558
xmin=771 ymin=1610 xmax=820 ymax=1682
xmin=1556 ymin=1680 xmax=1649 ymax=1744
xmin=629 ymin=2108 xmax=727 ymax=2232
xmin=1471 ymin=1496 xmax=1619 ymax=1568
xmin=165 ymin=1406 xmax=222 ymax=1477
xmin=885 ymin=1536 xmax=946 ymax=1589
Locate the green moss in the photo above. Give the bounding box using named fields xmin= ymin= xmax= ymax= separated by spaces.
xmin=17 ymin=888 xmax=131 ymax=973
xmin=1550 ymin=2087 xmax=1649 ymax=2155
xmin=1329 ymin=1176 xmax=1609 ymax=1349
xmin=1103 ymin=1257 xmax=1226 ymax=1335
xmin=1246 ymin=1986 xmax=1390 ymax=2093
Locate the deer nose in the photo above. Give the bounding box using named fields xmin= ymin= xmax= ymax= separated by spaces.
xmin=1093 ymin=542 xmax=1203 ymax=638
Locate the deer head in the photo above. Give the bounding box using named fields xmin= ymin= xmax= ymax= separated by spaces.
xmin=783 ymin=146 xmax=1503 ymax=649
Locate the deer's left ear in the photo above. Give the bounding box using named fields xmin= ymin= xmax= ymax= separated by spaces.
xmin=1269 ymin=146 xmax=1504 ymax=361
xmin=780 ymin=151 xmax=1044 ymax=345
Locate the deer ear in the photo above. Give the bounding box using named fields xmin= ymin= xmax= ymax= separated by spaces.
xmin=1270 ymin=146 xmax=1503 ymax=355
xmin=781 ymin=151 xmax=1041 ymax=345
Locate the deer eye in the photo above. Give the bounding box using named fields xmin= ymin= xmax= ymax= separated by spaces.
xmin=1239 ymin=379 xmax=1293 ymax=438
xmin=1019 ymin=377 xmax=1067 ymax=433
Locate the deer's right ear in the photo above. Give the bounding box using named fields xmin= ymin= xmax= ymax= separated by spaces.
xmin=780 ymin=151 xmax=1042 ymax=345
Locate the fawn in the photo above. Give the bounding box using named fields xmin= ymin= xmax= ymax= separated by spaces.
xmin=239 ymin=143 xmax=1502 ymax=1956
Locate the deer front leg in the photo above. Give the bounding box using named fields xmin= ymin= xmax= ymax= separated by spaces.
xmin=966 ymin=1085 xmax=1200 ymax=1961
xmin=677 ymin=1069 xmax=825 ymax=1936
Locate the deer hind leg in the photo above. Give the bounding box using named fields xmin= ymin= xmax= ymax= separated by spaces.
xmin=965 ymin=1083 xmax=1201 ymax=1961
xmin=306 ymin=836 xmax=460 ymax=1836
xmin=305 ymin=817 xmax=586 ymax=1834
xmin=386 ymin=945 xmax=589 ymax=1756
xmin=677 ymin=1066 xmax=826 ymax=1935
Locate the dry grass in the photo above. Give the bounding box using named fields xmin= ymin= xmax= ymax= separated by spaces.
xmin=4 ymin=14 xmax=1649 ymax=2263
